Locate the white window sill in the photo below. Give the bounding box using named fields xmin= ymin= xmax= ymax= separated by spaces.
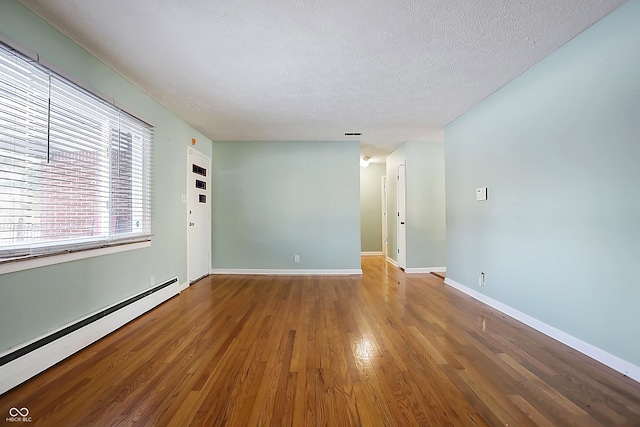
xmin=0 ymin=241 xmax=151 ymax=275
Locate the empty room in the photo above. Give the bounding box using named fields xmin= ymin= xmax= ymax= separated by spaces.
xmin=1 ymin=0 xmax=639 ymax=426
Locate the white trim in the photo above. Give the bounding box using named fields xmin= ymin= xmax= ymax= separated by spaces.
xmin=405 ymin=267 xmax=446 ymax=274
xmin=210 ymin=268 xmax=362 ymax=276
xmin=0 ymin=241 xmax=151 ymax=275
xmin=444 ymin=277 xmax=640 ymax=384
xmin=0 ymin=278 xmax=179 ymax=395
xmin=361 ymin=251 xmax=384 ymax=256
xmin=386 ymin=256 xmax=398 ymax=267
xmin=179 ymin=281 xmax=189 ymax=292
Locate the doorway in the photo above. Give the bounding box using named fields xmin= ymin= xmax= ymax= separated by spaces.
xmin=187 ymin=148 xmax=211 ymax=284
xmin=397 ymin=162 xmax=406 ymax=269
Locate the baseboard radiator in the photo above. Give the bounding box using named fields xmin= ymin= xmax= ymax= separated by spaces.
xmin=0 ymin=277 xmax=180 ymax=395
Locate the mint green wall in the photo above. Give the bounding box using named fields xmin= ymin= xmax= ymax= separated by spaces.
xmin=445 ymin=1 xmax=640 ymax=366
xmin=211 ymin=141 xmax=361 ymax=270
xmin=0 ymin=1 xmax=211 ymax=353
xmin=360 ymin=163 xmax=385 ymax=253
xmin=386 ymin=141 xmax=446 ymax=268
xmin=406 ymin=141 xmax=446 ymax=268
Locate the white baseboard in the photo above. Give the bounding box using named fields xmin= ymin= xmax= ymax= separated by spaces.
xmin=210 ymin=268 xmax=362 ymax=276
xmin=361 ymin=251 xmax=384 ymax=256
xmin=405 ymin=267 xmax=446 ymax=274
xmin=444 ymin=277 xmax=640 ymax=383
xmin=386 ymin=256 xmax=398 ymax=267
xmin=0 ymin=278 xmax=180 ymax=395
xmin=179 ymin=281 xmax=189 ymax=292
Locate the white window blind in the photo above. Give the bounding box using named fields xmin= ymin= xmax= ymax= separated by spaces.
xmin=0 ymin=43 xmax=152 ymax=263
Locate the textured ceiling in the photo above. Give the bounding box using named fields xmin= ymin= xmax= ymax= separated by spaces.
xmin=19 ymin=0 xmax=625 ymax=160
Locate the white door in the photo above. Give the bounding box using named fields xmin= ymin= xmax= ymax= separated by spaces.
xmin=397 ymin=163 xmax=406 ymax=269
xmin=381 ymin=175 xmax=388 ymax=255
xmin=187 ymin=148 xmax=211 ymax=283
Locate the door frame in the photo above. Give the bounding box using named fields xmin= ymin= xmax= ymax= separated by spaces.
xmin=186 ymin=147 xmax=211 ymax=286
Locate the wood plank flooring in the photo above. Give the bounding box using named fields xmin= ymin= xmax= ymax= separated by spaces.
xmin=1 ymin=256 xmax=639 ymax=426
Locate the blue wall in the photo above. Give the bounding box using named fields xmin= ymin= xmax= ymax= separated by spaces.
xmin=360 ymin=163 xmax=386 ymax=253
xmin=211 ymin=141 xmax=361 ymax=270
xmin=445 ymin=1 xmax=640 ymax=366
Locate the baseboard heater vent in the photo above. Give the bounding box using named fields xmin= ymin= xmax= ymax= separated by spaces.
xmin=0 ymin=277 xmax=180 ymax=395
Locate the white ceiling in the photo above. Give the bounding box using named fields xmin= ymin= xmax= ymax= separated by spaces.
xmin=20 ymin=0 xmax=625 ymax=161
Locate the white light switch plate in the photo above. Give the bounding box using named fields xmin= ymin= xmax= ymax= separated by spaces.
xmin=476 ymin=187 xmax=487 ymax=201
xmin=181 ymin=195 xmax=187 ymax=204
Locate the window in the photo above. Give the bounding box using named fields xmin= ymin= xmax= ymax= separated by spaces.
xmin=0 ymin=42 xmax=152 ymax=263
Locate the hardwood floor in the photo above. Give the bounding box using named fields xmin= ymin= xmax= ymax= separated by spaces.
xmin=2 ymin=256 xmax=639 ymax=426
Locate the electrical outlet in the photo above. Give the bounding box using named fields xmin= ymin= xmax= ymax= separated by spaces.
xmin=294 ymin=255 xmax=300 ymax=263
xmin=151 ymin=275 xmax=155 ymax=286
xmin=479 ymin=272 xmax=485 ymax=287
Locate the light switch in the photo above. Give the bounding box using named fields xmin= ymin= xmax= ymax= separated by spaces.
xmin=181 ymin=195 xmax=187 ymax=204
xmin=476 ymin=187 xmax=487 ymax=201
